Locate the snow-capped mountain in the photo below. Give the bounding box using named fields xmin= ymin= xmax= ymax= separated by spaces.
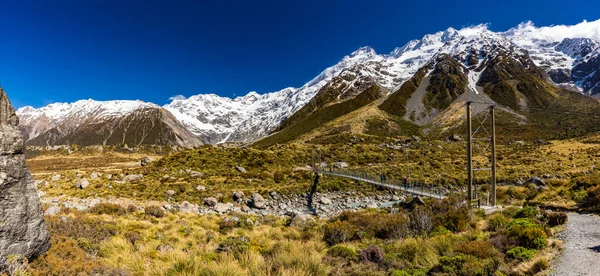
xmin=163 ymin=47 xmax=382 ymax=143
xmin=17 ymin=99 xmax=203 ymax=147
xmin=16 ymin=19 xmax=600 ymax=145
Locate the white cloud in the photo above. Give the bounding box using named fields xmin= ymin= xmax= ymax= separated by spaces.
xmin=168 ymin=95 xmax=186 ymax=101
xmin=504 ymin=18 xmax=600 ymax=42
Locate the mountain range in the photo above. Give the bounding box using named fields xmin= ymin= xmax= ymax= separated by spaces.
xmin=15 ymin=19 xmax=600 ymax=147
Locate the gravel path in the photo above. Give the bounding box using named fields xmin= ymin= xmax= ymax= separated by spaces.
xmin=551 ymin=213 xmax=600 ymax=276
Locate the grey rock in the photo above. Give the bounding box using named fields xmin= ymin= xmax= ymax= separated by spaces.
xmin=319 ymin=197 xmax=333 ymax=205
xmin=203 ymin=197 xmax=218 ymax=207
xmin=90 ymin=172 xmax=99 ymax=180
xmin=513 ymin=141 xmax=525 ymax=146
xmin=123 ymin=174 xmax=143 ymax=182
xmin=250 ymin=193 xmax=266 ymax=209
xmin=166 ymin=190 xmax=176 ymax=196
xmin=334 ymin=162 xmax=348 ymax=169
xmin=179 ymin=201 xmax=198 ymax=213
xmin=0 ymin=88 xmax=50 ymax=270
xmin=214 ymin=203 xmax=231 ymax=213
xmin=235 ymin=166 xmax=247 ymax=173
xmin=141 ymin=156 xmax=154 ymax=167
xmin=76 ymin=178 xmax=90 ymax=189
xmin=189 ymin=170 xmax=203 ymax=177
xmin=196 ymin=185 xmax=206 ymax=191
xmin=448 ymin=134 xmax=463 ymax=142
xmin=232 ymin=191 xmax=245 ymax=201
xmin=289 ymin=214 xmax=316 ymax=228
xmin=44 ymin=206 xmax=61 ymax=216
xmin=50 ymin=174 xmax=61 ymax=181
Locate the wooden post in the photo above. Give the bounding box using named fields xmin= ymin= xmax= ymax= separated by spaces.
xmin=466 ymin=102 xmax=473 ymax=203
xmin=491 ymin=106 xmax=497 ymax=206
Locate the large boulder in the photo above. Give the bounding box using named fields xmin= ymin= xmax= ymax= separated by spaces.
xmin=203 ymin=197 xmax=218 ymax=207
xmin=76 ymin=178 xmax=90 ymax=189
xmin=0 ymin=88 xmax=50 ymax=271
xmin=250 ymin=193 xmax=266 ymax=209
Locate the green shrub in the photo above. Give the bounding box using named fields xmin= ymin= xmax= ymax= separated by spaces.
xmin=389 ymin=238 xmax=438 ymax=269
xmin=323 ymin=221 xmax=353 ymax=246
xmin=88 ymin=203 xmax=126 ymax=216
xmin=217 ymin=236 xmax=250 ymax=255
xmin=506 ymin=218 xmax=547 ymax=249
xmin=506 ymin=218 xmax=541 ymax=230
xmin=514 ymin=206 xmax=539 ymax=219
xmin=487 ymin=213 xmax=510 ymax=231
xmin=327 ymin=245 xmax=357 ymax=260
xmin=455 ymin=240 xmax=501 ymax=259
xmin=507 ymin=246 xmax=537 ymax=261
xmin=517 ymin=228 xmax=547 ymax=249
xmin=144 ymin=206 xmax=165 ymax=218
xmin=434 ymin=254 xmax=499 ymax=276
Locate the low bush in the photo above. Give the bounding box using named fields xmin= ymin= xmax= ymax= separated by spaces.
xmin=359 ymin=244 xmax=385 ymax=265
xmin=144 ymin=206 xmax=165 ymax=218
xmin=528 ymin=257 xmax=550 ymax=274
xmin=327 ymin=245 xmax=358 ymax=260
xmin=29 ymin=236 xmax=101 ymax=275
xmin=507 ymin=246 xmax=537 ymax=261
xmin=46 ymin=216 xmax=118 ymax=244
xmin=88 ymin=203 xmax=126 ymax=216
xmin=487 ymin=213 xmax=510 ymax=231
xmin=543 ymin=211 xmax=568 ymax=227
xmin=125 ymin=231 xmax=142 ymax=245
xmin=514 ymin=206 xmax=539 ymax=219
xmin=388 ymin=238 xmax=438 ymax=269
xmin=517 ymin=227 xmax=547 ymax=249
xmin=455 ymin=240 xmax=501 ymax=259
xmin=323 ymin=220 xmax=353 ymax=246
xmin=433 ymin=254 xmax=499 ymax=275
xmin=488 ymin=234 xmax=518 ymax=252
xmin=505 ymin=218 xmax=547 ymax=249
xmin=585 ymin=185 xmax=600 ymax=209
xmin=217 ymin=236 xmax=250 ymax=255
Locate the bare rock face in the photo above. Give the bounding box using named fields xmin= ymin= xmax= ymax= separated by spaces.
xmin=0 ymin=87 xmax=50 ymax=271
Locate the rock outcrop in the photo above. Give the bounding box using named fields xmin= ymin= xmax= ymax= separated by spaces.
xmin=0 ymin=87 xmax=50 ymax=271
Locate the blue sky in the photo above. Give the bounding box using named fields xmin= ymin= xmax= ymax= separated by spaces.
xmin=1 ymin=0 xmax=599 ymax=108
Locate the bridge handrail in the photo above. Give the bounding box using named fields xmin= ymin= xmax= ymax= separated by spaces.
xmin=315 ymin=168 xmax=447 ymax=200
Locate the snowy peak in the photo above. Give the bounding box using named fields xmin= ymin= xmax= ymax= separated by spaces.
xmin=349 ymin=46 xmax=377 ymax=58
xmin=18 ymin=99 xmax=159 ymax=122
xmin=16 ymin=98 xmax=202 ymax=147
xmin=555 ymin=37 xmax=600 ymax=61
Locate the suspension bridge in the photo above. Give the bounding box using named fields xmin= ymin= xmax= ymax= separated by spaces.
xmin=312 ymin=101 xmax=499 ymax=207
xmin=315 ymin=168 xmax=447 ymax=200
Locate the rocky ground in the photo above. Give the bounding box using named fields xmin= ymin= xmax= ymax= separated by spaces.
xmin=550 ymin=213 xmax=600 ymax=276
xmin=40 ymin=189 xmax=408 ymax=219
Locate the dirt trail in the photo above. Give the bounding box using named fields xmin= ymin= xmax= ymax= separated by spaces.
xmin=551 ymin=213 xmax=600 ymax=276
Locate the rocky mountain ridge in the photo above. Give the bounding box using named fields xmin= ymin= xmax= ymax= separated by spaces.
xmin=16 ymin=19 xmax=600 ymax=145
